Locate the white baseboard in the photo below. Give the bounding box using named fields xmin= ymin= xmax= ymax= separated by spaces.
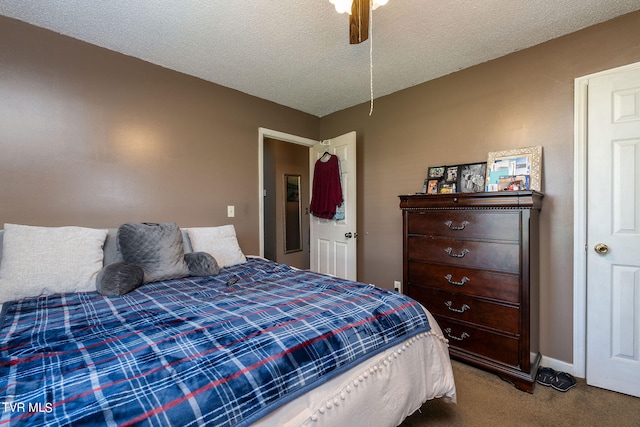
xmin=540 ymin=355 xmax=576 ymax=377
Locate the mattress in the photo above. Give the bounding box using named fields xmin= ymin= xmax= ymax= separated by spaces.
xmin=0 ymin=257 xmax=456 ymax=426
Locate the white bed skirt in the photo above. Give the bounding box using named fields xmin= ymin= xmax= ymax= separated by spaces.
xmin=254 ymin=309 xmax=457 ymax=427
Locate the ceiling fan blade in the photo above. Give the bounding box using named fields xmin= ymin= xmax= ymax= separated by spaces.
xmin=349 ymin=0 xmax=369 ymax=44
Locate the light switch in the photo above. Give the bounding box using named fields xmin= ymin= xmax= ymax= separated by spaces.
xmin=227 ymin=205 xmax=235 ymax=217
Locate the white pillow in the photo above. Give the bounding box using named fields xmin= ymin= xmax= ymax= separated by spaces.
xmin=0 ymin=224 xmax=108 ymax=304
xmin=186 ymin=225 xmax=247 ymax=268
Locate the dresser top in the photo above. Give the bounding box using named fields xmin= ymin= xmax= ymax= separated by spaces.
xmin=399 ymin=191 xmax=543 ymax=210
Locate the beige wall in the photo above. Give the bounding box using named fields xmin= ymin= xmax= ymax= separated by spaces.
xmin=0 ymin=16 xmax=319 ymax=256
xmin=320 ymin=11 xmax=640 ymax=363
xmin=2 ymin=11 xmax=640 ymax=365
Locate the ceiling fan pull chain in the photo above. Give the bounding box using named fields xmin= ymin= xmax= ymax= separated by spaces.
xmin=369 ymin=0 xmax=375 ymax=116
xmin=358 ymin=1 xmax=363 ymax=43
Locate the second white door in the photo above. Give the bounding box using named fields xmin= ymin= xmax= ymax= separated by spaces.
xmin=309 ymin=131 xmax=357 ymax=280
xmin=586 ymin=63 xmax=640 ymax=397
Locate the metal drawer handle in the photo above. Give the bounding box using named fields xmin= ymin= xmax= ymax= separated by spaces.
xmin=444 ymin=328 xmax=470 ymax=341
xmin=444 ymin=220 xmax=469 ymax=230
xmin=444 ymin=274 xmax=470 ymax=286
xmin=445 ymin=247 xmax=470 ymax=258
xmin=445 ymin=301 xmax=470 ymax=313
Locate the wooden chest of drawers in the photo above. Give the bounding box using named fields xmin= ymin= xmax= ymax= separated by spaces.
xmin=399 ymin=191 xmax=542 ymax=393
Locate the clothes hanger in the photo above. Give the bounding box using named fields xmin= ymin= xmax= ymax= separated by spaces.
xmin=320 ymin=151 xmax=331 ymax=161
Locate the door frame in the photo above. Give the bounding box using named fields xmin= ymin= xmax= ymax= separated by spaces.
xmin=258 ymin=128 xmax=317 ymax=258
xmin=573 ymin=60 xmax=640 ymax=379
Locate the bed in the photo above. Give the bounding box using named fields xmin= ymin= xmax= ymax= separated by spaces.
xmin=0 ymin=223 xmax=456 ymax=426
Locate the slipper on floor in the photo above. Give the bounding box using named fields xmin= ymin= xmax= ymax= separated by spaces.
xmin=551 ymin=372 xmax=577 ymax=392
xmin=536 ymin=367 xmax=556 ymax=386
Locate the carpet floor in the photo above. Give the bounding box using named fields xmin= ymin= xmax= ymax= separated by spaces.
xmin=400 ymin=360 xmax=640 ymax=427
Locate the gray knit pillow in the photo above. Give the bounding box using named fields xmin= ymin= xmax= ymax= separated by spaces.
xmin=96 ymin=262 xmax=144 ymax=296
xmin=185 ymin=252 xmax=220 ymax=277
xmin=117 ymin=222 xmax=190 ymax=284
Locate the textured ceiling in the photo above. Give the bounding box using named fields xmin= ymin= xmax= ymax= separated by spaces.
xmin=1 ymin=0 xmax=639 ymax=117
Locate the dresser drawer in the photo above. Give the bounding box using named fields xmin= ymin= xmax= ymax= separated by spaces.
xmin=409 ymin=286 xmax=519 ymax=334
xmin=407 ymin=211 xmax=520 ymax=241
xmin=435 ymin=316 xmax=520 ymax=367
xmin=407 ymin=262 xmax=519 ymax=303
xmin=407 ymin=235 xmax=520 ymax=273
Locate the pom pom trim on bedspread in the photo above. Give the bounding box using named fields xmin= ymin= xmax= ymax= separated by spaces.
xmin=305 ymin=331 xmax=449 ymax=424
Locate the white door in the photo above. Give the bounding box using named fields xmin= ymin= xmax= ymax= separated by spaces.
xmin=309 ymin=131 xmax=357 ymax=280
xmin=586 ymin=66 xmax=640 ymax=397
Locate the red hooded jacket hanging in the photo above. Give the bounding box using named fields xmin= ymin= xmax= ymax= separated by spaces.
xmin=310 ymin=154 xmax=343 ymax=219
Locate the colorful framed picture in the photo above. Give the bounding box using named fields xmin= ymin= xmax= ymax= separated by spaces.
xmin=486 ymin=146 xmax=542 ymax=191
xmin=445 ymin=165 xmax=459 ymax=183
xmin=427 ymin=166 xmax=445 ymax=179
xmin=438 ymin=182 xmax=456 ymax=194
xmin=427 ymin=179 xmax=440 ymax=194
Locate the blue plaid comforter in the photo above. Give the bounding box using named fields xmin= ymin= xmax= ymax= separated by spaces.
xmin=0 ymin=258 xmax=430 ymax=426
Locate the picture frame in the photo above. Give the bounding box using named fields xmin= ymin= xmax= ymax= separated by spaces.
xmin=486 ymin=146 xmax=542 ymax=191
xmin=427 ymin=179 xmax=440 ymax=194
xmin=438 ymin=182 xmax=456 ymax=194
xmin=445 ymin=165 xmax=459 ymax=183
xmin=457 ymin=162 xmax=487 ymax=193
xmin=427 ymin=166 xmax=445 ymax=179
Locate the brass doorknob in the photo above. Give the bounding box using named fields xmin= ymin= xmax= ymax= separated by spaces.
xmin=594 ymin=243 xmax=609 ymax=254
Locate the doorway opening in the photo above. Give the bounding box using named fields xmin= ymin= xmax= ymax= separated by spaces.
xmin=258 ymin=128 xmax=316 ymax=269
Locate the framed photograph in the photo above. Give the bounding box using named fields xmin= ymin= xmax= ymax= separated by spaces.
xmin=486 ymin=146 xmax=542 ymax=191
xmin=427 ymin=166 xmax=445 ymax=179
xmin=457 ymin=162 xmax=487 ymax=193
xmin=498 ymin=176 xmax=528 ymax=191
xmin=445 ymin=165 xmax=459 ymax=183
xmin=427 ymin=179 xmax=440 ymax=194
xmin=438 ymin=182 xmax=456 ymax=194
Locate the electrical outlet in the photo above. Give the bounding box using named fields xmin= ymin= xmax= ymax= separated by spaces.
xmin=227 ymin=205 xmax=235 ymax=218
xmin=393 ymin=280 xmax=402 ymax=293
